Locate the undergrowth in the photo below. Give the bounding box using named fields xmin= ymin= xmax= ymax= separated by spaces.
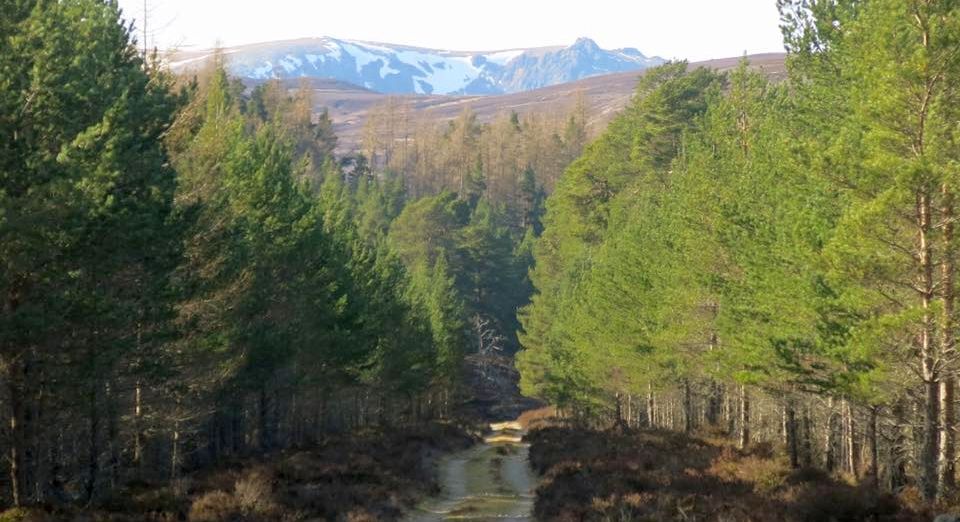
xmin=1 ymin=422 xmax=476 ymax=522
xmin=527 ymin=426 xmax=936 ymax=522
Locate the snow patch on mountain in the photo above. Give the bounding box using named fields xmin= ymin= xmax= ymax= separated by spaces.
xmin=486 ymin=49 xmax=525 ymax=65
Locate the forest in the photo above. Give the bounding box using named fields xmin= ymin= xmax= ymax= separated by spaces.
xmin=519 ymin=0 xmax=960 ymax=510
xmin=5 ymin=0 xmax=960 ymax=520
xmin=0 ymin=0 xmax=578 ymax=517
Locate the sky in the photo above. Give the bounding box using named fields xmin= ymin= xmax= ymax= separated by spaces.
xmin=117 ymin=0 xmax=786 ymax=62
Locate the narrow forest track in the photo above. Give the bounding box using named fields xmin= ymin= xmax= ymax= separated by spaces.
xmin=404 ymin=421 xmax=536 ymax=521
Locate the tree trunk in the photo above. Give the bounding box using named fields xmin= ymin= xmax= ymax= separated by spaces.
xmin=84 ymin=380 xmax=100 ymax=504
xmin=786 ymin=398 xmax=799 ymax=469
xmin=939 ymin=181 xmax=957 ymax=500
xmin=209 ymin=411 xmax=222 ymax=462
xmin=841 ymin=398 xmax=850 ymax=473
xmin=132 ymin=317 xmax=144 ymax=471
xmin=646 ymin=383 xmax=655 ymax=429
xmin=706 ymin=328 xmax=721 ymax=427
xmin=355 ymin=390 xmax=363 ymax=429
xmin=232 ymin=402 xmax=243 ymax=453
xmin=867 ymin=406 xmax=879 ymax=487
xmin=738 ymin=384 xmax=750 ymax=449
xmin=47 ymin=431 xmax=66 ymax=504
xmin=171 ymin=399 xmax=182 ymax=482
xmin=727 ymin=388 xmax=736 ymax=436
xmin=320 ymin=392 xmax=330 ymax=433
xmin=171 ymin=422 xmax=180 ymax=481
xmin=843 ymin=398 xmax=856 ymax=477
xmin=923 ymin=377 xmax=940 ymax=499
xmin=30 ymin=370 xmax=46 ymax=504
xmin=259 ymin=383 xmax=272 ymax=450
xmin=7 ymin=376 xmax=24 ymax=507
xmin=3 ymin=283 xmax=28 ymax=507
xmin=133 ymin=380 xmax=144 ymax=470
xmin=800 ymin=406 xmax=813 ymax=467
xmin=706 ymin=381 xmax=721 ymax=426
xmin=106 ymin=382 xmax=120 ymax=490
xmin=825 ymin=397 xmax=838 ymax=472
xmin=668 ymin=398 xmax=675 ymax=429
xmin=919 ymin=188 xmax=940 ymax=501
xmin=614 ymin=392 xmax=627 ymax=431
xmin=939 ymin=377 xmax=957 ymax=498
xmin=781 ymin=403 xmax=788 ymax=447
xmin=682 ymin=380 xmax=693 ymax=433
xmin=891 ymin=400 xmax=909 ymax=491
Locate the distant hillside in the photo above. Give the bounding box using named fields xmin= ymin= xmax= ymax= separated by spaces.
xmin=167 ymin=36 xmax=664 ymax=95
xmin=285 ymin=53 xmax=787 ymax=152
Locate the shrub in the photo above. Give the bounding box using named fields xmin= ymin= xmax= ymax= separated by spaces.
xmin=0 ymin=509 xmax=51 ymax=522
xmin=708 ymin=453 xmax=788 ymax=494
xmin=345 ymin=510 xmax=378 ymax=522
xmin=788 ymin=483 xmax=871 ymax=522
xmin=234 ymin=469 xmax=277 ymax=515
xmin=188 ymin=490 xmax=242 ymax=522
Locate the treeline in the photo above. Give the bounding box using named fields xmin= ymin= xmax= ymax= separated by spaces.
xmin=518 ymin=0 xmax=960 ymax=504
xmin=359 ymin=94 xmax=587 ymax=209
xmin=0 ymin=0 xmax=529 ymax=510
xmin=352 ymin=89 xmax=590 ymax=352
xmin=249 ymin=75 xmax=590 ymax=357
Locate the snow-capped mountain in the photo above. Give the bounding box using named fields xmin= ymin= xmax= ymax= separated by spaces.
xmin=168 ymin=37 xmax=665 ymax=95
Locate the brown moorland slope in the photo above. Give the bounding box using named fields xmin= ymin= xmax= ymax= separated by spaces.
xmin=286 ymin=53 xmax=786 ymax=152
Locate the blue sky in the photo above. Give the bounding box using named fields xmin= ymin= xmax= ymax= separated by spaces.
xmin=118 ymin=0 xmax=785 ymax=61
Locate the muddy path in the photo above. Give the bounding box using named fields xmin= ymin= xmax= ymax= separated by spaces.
xmin=404 ymin=421 xmax=535 ymax=521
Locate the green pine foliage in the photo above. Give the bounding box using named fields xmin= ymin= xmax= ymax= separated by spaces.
xmin=517 ymin=0 xmax=960 ymax=503
xmin=517 ymin=62 xmax=725 ymax=409
xmin=0 ymin=1 xmax=493 ymax=507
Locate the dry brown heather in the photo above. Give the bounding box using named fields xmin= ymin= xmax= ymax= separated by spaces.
xmin=0 ymin=423 xmax=476 ymax=522
xmin=517 ymin=406 xmax=559 ymax=430
xmin=273 ymin=53 xmax=787 ymax=153
xmin=526 ymin=426 xmax=945 ymax=522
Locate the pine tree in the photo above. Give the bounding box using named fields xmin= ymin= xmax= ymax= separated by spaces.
xmin=1 ymin=0 xmax=180 ymax=504
xmin=518 ymin=62 xmax=723 ymax=413
xmin=783 ymin=0 xmax=960 ymax=499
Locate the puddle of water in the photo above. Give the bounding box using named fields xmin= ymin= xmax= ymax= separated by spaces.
xmin=405 ymin=421 xmax=535 ymax=521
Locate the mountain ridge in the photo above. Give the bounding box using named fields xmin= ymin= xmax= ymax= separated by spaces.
xmin=166 ymin=36 xmax=665 ymax=95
